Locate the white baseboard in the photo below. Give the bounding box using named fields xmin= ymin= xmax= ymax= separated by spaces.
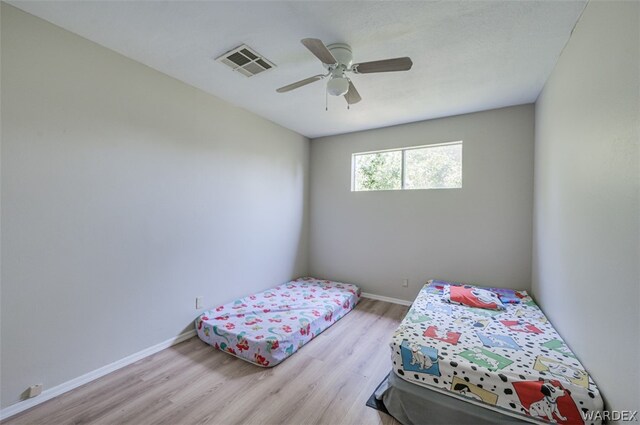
xmin=361 ymin=292 xmax=412 ymax=306
xmin=0 ymin=329 xmax=197 ymax=421
xmin=1 ymin=294 xmax=409 ymax=419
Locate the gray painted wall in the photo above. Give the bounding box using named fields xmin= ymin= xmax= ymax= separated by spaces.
xmin=1 ymin=4 xmax=309 ymax=409
xmin=309 ymin=105 xmax=535 ymax=301
xmin=532 ymin=0 xmax=639 ymax=413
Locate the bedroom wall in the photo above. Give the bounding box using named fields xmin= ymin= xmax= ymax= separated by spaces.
xmin=0 ymin=3 xmax=309 ymax=410
xmin=532 ymin=0 xmax=639 ymax=414
xmin=309 ymin=104 xmax=534 ymax=301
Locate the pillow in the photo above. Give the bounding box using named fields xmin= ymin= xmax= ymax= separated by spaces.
xmin=430 ymin=279 xmax=523 ymax=304
xmin=443 ymin=285 xmax=505 ymax=310
xmin=491 ymin=287 xmax=524 ymax=304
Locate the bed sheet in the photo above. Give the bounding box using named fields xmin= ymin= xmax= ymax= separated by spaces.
xmin=390 ymin=281 xmax=603 ymax=424
xmin=196 ymin=277 xmax=360 ymax=367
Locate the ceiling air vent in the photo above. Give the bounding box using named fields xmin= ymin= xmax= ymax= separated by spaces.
xmin=216 ymin=44 xmax=276 ymax=77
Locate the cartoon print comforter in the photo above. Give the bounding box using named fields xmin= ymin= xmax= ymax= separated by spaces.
xmin=391 ymin=281 xmax=604 ymax=425
xmin=196 ymin=277 xmax=360 ymax=367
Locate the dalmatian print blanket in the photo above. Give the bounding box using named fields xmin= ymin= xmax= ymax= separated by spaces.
xmin=390 ymin=281 xmax=603 ymax=424
xmin=196 ymin=277 xmax=360 ymax=367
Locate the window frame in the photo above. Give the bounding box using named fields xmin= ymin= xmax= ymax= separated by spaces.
xmin=351 ymin=141 xmax=463 ymax=192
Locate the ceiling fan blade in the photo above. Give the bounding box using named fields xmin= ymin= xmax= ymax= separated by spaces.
xmin=301 ymin=38 xmax=337 ymax=66
xmin=352 ymin=57 xmax=413 ymax=74
xmin=344 ymin=80 xmax=362 ymax=105
xmin=276 ymin=74 xmax=325 ymax=93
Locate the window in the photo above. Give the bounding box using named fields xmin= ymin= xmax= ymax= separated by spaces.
xmin=352 ymin=142 xmax=462 ymax=191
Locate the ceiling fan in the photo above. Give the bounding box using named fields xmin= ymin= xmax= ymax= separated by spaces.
xmin=276 ymin=38 xmax=413 ymax=105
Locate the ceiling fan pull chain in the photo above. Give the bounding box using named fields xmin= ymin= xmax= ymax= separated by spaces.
xmin=325 ymin=89 xmax=328 ymax=111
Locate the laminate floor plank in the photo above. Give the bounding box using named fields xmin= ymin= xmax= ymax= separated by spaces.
xmin=4 ymin=299 xmax=408 ymax=425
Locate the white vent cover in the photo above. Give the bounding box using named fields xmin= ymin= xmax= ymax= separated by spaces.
xmin=216 ymin=44 xmax=276 ymax=77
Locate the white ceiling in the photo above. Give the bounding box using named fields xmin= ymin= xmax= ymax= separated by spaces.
xmin=8 ymin=1 xmax=586 ymax=138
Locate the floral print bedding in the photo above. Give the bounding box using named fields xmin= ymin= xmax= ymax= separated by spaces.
xmin=196 ymin=277 xmax=360 ymax=367
xmin=391 ymin=281 xmax=604 ymax=425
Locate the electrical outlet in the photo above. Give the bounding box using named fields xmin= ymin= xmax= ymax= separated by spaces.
xmin=196 ymin=296 xmax=204 ymax=309
xmin=402 ymin=279 xmax=409 ymax=288
xmin=28 ymin=384 xmax=43 ymax=398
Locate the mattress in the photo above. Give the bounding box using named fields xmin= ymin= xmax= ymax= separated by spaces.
xmin=390 ymin=281 xmax=604 ymax=425
xmin=196 ymin=277 xmax=360 ymax=367
xmin=378 ymin=371 xmax=529 ymax=425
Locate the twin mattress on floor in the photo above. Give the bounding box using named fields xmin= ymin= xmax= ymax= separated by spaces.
xmin=195 ymin=276 xmax=604 ymax=423
xmin=195 ymin=277 xmax=360 ymax=367
xmin=389 ymin=280 xmax=604 ymax=425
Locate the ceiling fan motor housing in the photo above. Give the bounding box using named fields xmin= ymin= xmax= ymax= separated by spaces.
xmin=325 ymin=43 xmax=353 ymax=69
xmin=324 ymin=43 xmax=353 ymax=97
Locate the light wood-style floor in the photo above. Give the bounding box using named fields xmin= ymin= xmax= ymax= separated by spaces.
xmin=5 ymin=298 xmax=408 ymax=425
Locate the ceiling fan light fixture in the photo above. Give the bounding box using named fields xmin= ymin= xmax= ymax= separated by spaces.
xmin=327 ymin=77 xmax=349 ymax=96
xmin=275 ymin=37 xmax=413 ymax=106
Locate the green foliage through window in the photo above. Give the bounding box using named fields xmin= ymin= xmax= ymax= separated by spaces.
xmin=354 ymin=151 xmax=401 ymax=191
xmin=352 ymin=142 xmax=462 ymax=191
